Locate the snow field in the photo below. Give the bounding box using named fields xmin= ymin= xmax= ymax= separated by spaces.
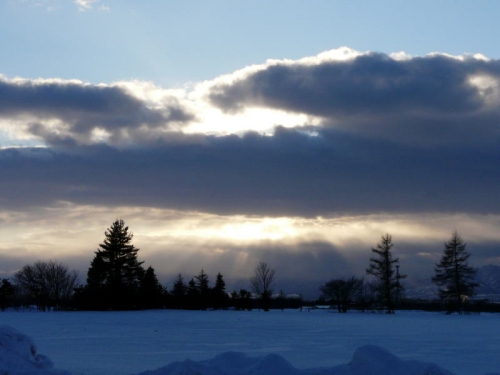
xmin=1 ymin=309 xmax=499 ymax=375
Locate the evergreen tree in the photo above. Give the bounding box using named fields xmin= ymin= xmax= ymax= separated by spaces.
xmin=139 ymin=266 xmax=164 ymax=309
xmin=171 ymin=273 xmax=187 ymax=308
xmin=195 ymin=269 xmax=210 ymax=309
xmin=432 ymin=231 xmax=478 ymax=314
xmin=186 ymin=278 xmax=199 ymax=309
xmin=195 ymin=269 xmax=210 ymax=294
xmin=212 ymin=272 xmax=228 ymax=309
xmin=366 ymin=234 xmax=406 ymax=314
xmin=86 ymin=219 xmax=144 ymax=309
xmin=0 ymin=279 xmax=15 ymax=311
xmin=230 ymin=289 xmax=252 ymax=311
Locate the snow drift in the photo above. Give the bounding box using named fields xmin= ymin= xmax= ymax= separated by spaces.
xmin=135 ymin=345 xmax=456 ymax=375
xmin=0 ymin=326 xmax=69 ymax=375
xmin=1 ymin=325 xmax=498 ymax=375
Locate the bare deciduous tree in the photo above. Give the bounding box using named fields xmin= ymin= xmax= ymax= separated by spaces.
xmin=320 ymin=276 xmax=364 ymax=313
xmin=14 ymin=260 xmax=78 ymax=310
xmin=250 ymin=262 xmax=275 ymax=311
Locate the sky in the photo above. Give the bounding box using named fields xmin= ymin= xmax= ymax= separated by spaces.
xmin=1 ymin=0 xmax=500 ymax=298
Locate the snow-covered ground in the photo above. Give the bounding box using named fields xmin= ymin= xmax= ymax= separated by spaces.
xmin=1 ymin=309 xmax=499 ymax=375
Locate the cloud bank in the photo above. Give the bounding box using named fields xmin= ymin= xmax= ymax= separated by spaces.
xmin=1 ymin=126 xmax=499 ymax=216
xmin=208 ymin=50 xmax=500 ymax=146
xmin=1 ymin=48 xmax=500 ymax=216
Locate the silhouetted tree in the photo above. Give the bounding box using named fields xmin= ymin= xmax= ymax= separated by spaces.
xmin=366 ymin=234 xmax=406 ymax=314
xmin=86 ymin=219 xmax=144 ymax=309
xmin=276 ymin=290 xmax=286 ymax=311
xmin=171 ymin=273 xmax=187 ymax=308
xmin=320 ymin=276 xmax=364 ymax=313
xmin=250 ymin=262 xmax=275 ymax=311
xmin=432 ymin=231 xmax=479 ymax=314
xmin=394 ymin=264 xmax=405 ymax=305
xmin=14 ymin=260 xmax=78 ymax=310
xmin=195 ymin=269 xmax=210 ymax=309
xmin=356 ymin=279 xmax=375 ymax=312
xmin=0 ymin=279 xmax=15 ymax=311
xmin=185 ymin=278 xmax=199 ymax=309
xmin=230 ymin=289 xmax=252 ymax=311
xmin=212 ymin=272 xmax=228 ymax=309
xmin=139 ymin=266 xmax=165 ymax=309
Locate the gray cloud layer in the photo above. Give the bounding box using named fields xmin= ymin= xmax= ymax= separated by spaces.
xmin=209 ymin=53 xmax=500 ymax=146
xmin=1 ymin=126 xmax=499 ymax=216
xmin=1 ymin=52 xmax=500 ymax=217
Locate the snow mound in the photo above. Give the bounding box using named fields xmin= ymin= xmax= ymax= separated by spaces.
xmin=134 ymin=346 xmax=455 ymax=375
xmin=0 ymin=326 xmax=70 ymax=375
xmin=333 ymin=345 xmax=455 ymax=375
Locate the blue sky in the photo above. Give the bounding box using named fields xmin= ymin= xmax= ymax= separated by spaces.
xmin=1 ymin=0 xmax=500 ymax=297
xmin=2 ymin=1 xmax=500 ymax=86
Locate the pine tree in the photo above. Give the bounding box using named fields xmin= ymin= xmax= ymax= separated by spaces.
xmin=212 ymin=272 xmax=228 ymax=309
xmin=186 ymin=278 xmax=199 ymax=310
xmin=195 ymin=269 xmax=210 ymax=294
xmin=432 ymin=231 xmax=478 ymax=314
xmin=366 ymin=234 xmax=406 ymax=314
xmin=139 ymin=266 xmax=164 ymax=309
xmin=195 ymin=269 xmax=210 ymax=309
xmin=86 ymin=219 xmax=144 ymax=309
xmin=171 ymin=273 xmax=186 ymax=308
xmin=0 ymin=279 xmax=15 ymax=311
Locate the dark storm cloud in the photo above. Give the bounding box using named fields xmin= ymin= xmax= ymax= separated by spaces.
xmin=1 ymin=126 xmax=499 ymax=216
xmin=0 ymin=78 xmax=194 ymax=144
xmin=208 ymin=53 xmax=500 ymax=145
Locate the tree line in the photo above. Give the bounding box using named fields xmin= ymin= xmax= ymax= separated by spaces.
xmin=320 ymin=231 xmax=480 ymax=315
xmin=4 ymin=220 xmax=286 ymax=312
xmin=0 ymin=220 xmax=486 ymax=314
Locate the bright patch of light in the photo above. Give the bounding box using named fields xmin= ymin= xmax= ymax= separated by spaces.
xmin=468 ymin=74 xmax=500 ymax=106
xmin=390 ymin=51 xmax=413 ymax=61
xmin=90 ymin=127 xmax=110 ymax=143
xmin=185 ymin=107 xmax=321 ymax=135
xmin=195 ymin=217 xmax=298 ymax=242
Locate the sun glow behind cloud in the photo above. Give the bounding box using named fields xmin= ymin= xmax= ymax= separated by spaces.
xmin=1 ymin=203 xmax=500 ymax=279
xmin=2 ymin=48 xmax=500 ymax=147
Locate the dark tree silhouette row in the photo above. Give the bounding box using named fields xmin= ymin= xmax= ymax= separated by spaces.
xmin=71 ymin=220 xmax=280 ymax=311
xmin=320 ymin=232 xmax=479 ymax=315
xmin=3 ymin=220 xmax=482 ymax=314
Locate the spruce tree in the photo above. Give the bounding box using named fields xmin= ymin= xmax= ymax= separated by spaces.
xmin=171 ymin=273 xmax=186 ymax=308
xmin=0 ymin=279 xmax=15 ymax=311
xmin=139 ymin=266 xmax=164 ymax=309
xmin=366 ymin=234 xmax=406 ymax=314
xmin=195 ymin=269 xmax=210 ymax=309
xmin=86 ymin=219 xmax=144 ymax=309
xmin=432 ymin=231 xmax=478 ymax=314
xmin=186 ymin=278 xmax=199 ymax=310
xmin=212 ymin=272 xmax=228 ymax=309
